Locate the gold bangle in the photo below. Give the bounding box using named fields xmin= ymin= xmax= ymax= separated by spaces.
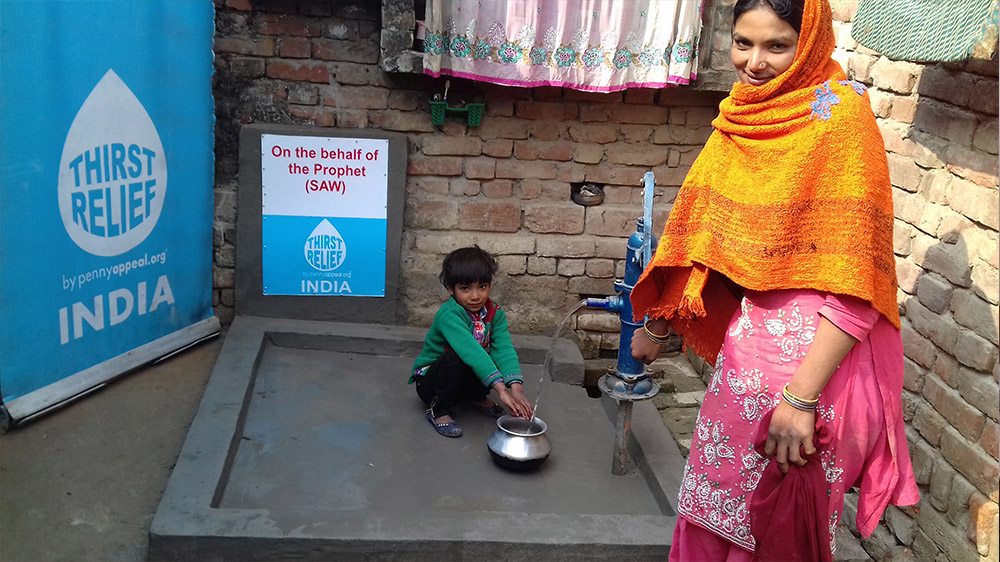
xmin=781 ymin=383 xmax=819 ymax=404
xmin=643 ymin=321 xmax=671 ymax=345
xmin=643 ymin=319 xmax=670 ymax=340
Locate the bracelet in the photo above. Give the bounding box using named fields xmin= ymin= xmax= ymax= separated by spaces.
xmin=643 ymin=320 xmax=671 ymax=345
xmin=781 ymin=384 xmax=819 ymax=411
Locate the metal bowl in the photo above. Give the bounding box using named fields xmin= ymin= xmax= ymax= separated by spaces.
xmin=487 ymin=415 xmax=551 ymax=471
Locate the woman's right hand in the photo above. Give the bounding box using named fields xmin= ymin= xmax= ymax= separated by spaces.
xmin=631 ymin=326 xmax=665 ymax=364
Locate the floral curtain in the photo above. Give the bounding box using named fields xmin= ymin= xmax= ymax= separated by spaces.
xmin=422 ymin=0 xmax=705 ymax=92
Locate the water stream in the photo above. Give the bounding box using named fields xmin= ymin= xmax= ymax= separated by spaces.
xmin=531 ymin=299 xmax=589 ymax=423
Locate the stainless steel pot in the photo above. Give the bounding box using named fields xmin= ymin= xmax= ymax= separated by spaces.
xmin=487 ymin=415 xmax=551 ymax=471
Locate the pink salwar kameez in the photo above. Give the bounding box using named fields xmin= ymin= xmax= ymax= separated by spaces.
xmin=669 ymin=289 xmax=919 ymax=561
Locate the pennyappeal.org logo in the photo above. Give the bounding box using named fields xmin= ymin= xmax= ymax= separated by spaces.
xmin=57 ymin=69 xmax=166 ymax=257
xmin=304 ymin=219 xmax=347 ymax=272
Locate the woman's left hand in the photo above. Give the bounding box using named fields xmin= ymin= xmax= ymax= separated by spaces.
xmin=764 ymin=400 xmax=816 ymax=474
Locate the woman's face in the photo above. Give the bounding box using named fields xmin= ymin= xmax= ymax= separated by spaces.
xmin=731 ymin=5 xmax=799 ymax=86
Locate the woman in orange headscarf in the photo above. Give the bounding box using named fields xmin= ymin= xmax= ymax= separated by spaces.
xmin=630 ymin=0 xmax=920 ymax=560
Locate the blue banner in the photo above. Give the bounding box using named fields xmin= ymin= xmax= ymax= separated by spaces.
xmin=0 ymin=1 xmax=217 ymax=420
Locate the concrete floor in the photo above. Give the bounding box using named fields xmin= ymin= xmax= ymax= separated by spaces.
xmin=147 ymin=317 xmax=681 ymax=561
xmin=0 ymin=335 xmax=223 ymax=562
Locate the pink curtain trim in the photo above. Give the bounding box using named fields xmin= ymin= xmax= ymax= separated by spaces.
xmin=423 ymin=67 xmax=697 ymax=91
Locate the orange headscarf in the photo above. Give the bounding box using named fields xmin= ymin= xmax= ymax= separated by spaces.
xmin=630 ymin=0 xmax=898 ymax=363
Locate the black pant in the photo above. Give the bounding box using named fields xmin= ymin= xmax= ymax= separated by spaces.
xmin=414 ymin=348 xmax=489 ymax=414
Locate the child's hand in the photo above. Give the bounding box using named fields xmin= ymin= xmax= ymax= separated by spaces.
xmin=507 ymin=383 xmax=534 ymax=418
xmin=494 ymin=382 xmax=533 ymax=418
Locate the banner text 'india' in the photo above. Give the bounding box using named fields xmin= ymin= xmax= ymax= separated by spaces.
xmin=0 ymin=2 xmax=218 ymax=425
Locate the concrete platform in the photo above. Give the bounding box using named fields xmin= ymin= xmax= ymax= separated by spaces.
xmin=149 ymin=315 xmax=684 ymax=561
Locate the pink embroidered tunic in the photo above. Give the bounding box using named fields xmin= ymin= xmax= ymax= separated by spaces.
xmin=677 ymin=289 xmax=919 ymax=556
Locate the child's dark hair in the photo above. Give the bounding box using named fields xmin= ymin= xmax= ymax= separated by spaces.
xmin=733 ymin=0 xmax=804 ymax=33
xmin=439 ymin=245 xmax=498 ymax=288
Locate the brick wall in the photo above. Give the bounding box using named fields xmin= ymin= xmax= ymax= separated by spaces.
xmin=828 ymin=2 xmax=1000 ymax=561
xmin=211 ymin=0 xmax=727 ymax=360
xmin=211 ymin=1 xmax=998 ymax=560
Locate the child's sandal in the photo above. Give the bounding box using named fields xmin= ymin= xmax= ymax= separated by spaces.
xmin=426 ymin=411 xmax=462 ymax=438
xmin=474 ymin=402 xmax=507 ymax=419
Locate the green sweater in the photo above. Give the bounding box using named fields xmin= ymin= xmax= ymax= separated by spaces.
xmin=409 ymin=297 xmax=522 ymax=388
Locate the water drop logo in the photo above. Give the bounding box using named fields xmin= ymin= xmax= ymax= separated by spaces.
xmin=304 ymin=219 xmax=347 ymax=271
xmin=58 ymin=69 xmax=167 ymax=257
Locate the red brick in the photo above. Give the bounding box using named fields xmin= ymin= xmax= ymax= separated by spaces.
xmin=368 ymin=110 xmax=434 ymax=133
xmin=266 ymin=61 xmax=329 ymax=83
xmin=406 ymin=177 xmax=449 ymax=196
xmin=669 ymin=125 xmax=714 ymax=145
xmin=972 ymin=119 xmax=999 ymax=154
xmin=258 ymin=14 xmax=322 ymax=37
xmin=387 ymin=90 xmax=421 ymax=111
xmin=334 ymin=109 xmax=367 ymax=128
xmin=945 ymin=146 xmax=1000 ymax=189
xmin=333 ymin=63 xmax=370 ymax=85
xmin=567 ymin=123 xmax=620 ymax=144
xmin=904 ymin=356 xmax=927 ymax=392
xmin=513 ymin=142 xmax=573 ymax=162
xmin=215 ymin=36 xmax=275 ymax=56
xmin=980 ymin=418 xmax=999 ymax=460
xmin=968 ymin=495 xmax=998 ymax=554
xmin=227 ymin=0 xmax=252 ymax=10
xmin=516 ymin=179 xmax=542 ymax=199
xmin=323 ymin=86 xmax=388 ymax=110
xmin=932 ymin=353 xmax=963 ymax=388
xmin=289 ymin=105 xmax=335 ymax=126
xmin=533 ymin=86 xmax=563 ymax=100
xmin=405 ymin=198 xmax=458 ymax=229
xmin=422 ymin=136 xmax=482 ymax=156
xmin=482 ymin=139 xmax=513 ymax=158
xmin=584 ymin=206 xmax=641 ymax=237
xmin=969 ymin=78 xmax=999 ymax=115
xmin=536 ymin=236 xmax=595 ymax=258
xmin=941 ymin=426 xmax=1000 ymax=496
xmin=564 ymin=90 xmax=622 ymax=103
xmin=573 ymin=145 xmax=605 ymax=165
xmin=621 ymin=125 xmax=654 ymax=143
xmin=530 ymin=122 xmax=564 ymax=142
xmin=485 ymin=99 xmax=515 ymax=117
xmin=918 ymin=65 xmax=975 ymax=107
xmin=872 ymin=58 xmax=921 ymax=95
xmin=580 ymin=104 xmax=610 ymax=122
xmin=610 ymin=104 xmax=669 ymax=125
xmin=959 ymin=367 xmax=1000 ymax=423
xmin=477 ymin=117 xmax=531 ymax=140
xmin=449 ymin=178 xmax=480 ymax=196
xmin=891 ymin=95 xmax=918 ymax=123
xmin=407 ymin=156 xmax=463 ymax=176
xmin=458 ymin=202 xmax=521 ymax=232
xmin=556 ymin=162 xmax=588 ymax=184
xmin=312 ymin=38 xmax=379 ymax=64
xmin=624 ymin=89 xmax=656 ymax=104
xmin=465 ymin=158 xmax=496 ymax=180
xmin=606 ymin=145 xmax=670 ymax=166
xmin=495 ymin=159 xmax=558 ymax=180
xmin=880 ymin=122 xmax=916 ymax=157
xmin=481 ymin=180 xmax=513 ymax=198
xmin=524 ymin=203 xmax=585 ymax=234
xmin=585 ymin=164 xmax=648 ymax=187
xmin=914 ymin=99 xmax=978 ymax=145
xmin=278 ymin=37 xmax=311 ymax=58
xmin=228 ymin=57 xmax=266 ymax=77
xmin=922 ymin=374 xmax=985 ymax=441
xmin=913 ymin=400 xmax=947 ymax=445
xmin=586 ymin=258 xmax=616 ymax=278
xmin=515 ymin=101 xmax=578 ymax=121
